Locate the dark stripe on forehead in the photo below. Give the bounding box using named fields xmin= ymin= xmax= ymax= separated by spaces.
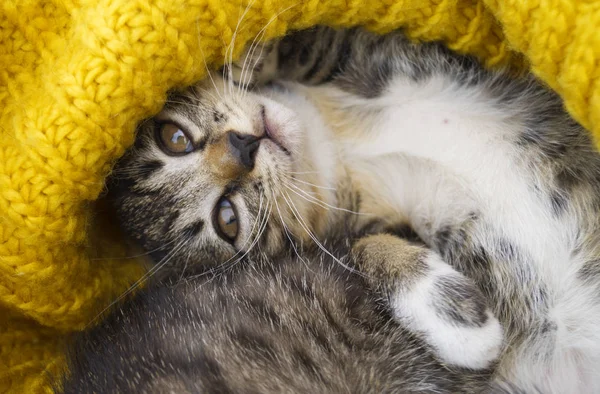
xmin=164 ymin=89 xmax=199 ymax=109
xmin=183 ymin=219 xmax=205 ymax=237
xmin=213 ymin=110 xmax=226 ymax=123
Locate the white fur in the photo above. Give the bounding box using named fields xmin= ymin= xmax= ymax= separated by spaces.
xmin=391 ymin=252 xmax=503 ymax=370
xmin=360 ymin=77 xmax=600 ymax=393
xmin=266 ymin=74 xmax=600 ymax=392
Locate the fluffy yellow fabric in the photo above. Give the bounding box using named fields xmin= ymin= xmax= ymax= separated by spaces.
xmin=0 ymin=0 xmax=598 ymax=391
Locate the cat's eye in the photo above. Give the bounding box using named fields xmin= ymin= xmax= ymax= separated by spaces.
xmin=214 ymin=197 xmax=238 ymax=242
xmin=158 ymin=123 xmax=194 ymax=155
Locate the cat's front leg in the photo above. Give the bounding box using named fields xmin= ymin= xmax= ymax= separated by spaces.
xmin=228 ymin=39 xmax=280 ymax=88
xmin=229 ymin=26 xmax=351 ymax=87
xmin=352 ymin=233 xmax=504 ymax=370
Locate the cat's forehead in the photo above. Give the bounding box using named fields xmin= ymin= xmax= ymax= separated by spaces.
xmin=159 ymin=82 xmax=255 ymax=132
xmin=162 ymin=86 xmax=216 ymax=123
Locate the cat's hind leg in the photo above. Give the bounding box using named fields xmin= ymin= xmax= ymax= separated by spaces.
xmin=352 ymin=234 xmax=504 ymax=370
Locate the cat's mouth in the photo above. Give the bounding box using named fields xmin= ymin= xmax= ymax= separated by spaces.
xmin=261 ymin=106 xmax=291 ymax=156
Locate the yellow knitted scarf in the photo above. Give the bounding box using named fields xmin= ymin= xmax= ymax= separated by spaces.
xmin=1 ymin=0 xmax=599 ymax=392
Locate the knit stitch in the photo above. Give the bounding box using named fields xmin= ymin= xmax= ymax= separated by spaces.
xmin=0 ymin=0 xmax=598 ymax=392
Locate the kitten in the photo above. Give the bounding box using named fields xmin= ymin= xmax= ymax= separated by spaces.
xmin=67 ymin=26 xmax=600 ymax=393
xmin=62 ymin=237 xmax=499 ymax=393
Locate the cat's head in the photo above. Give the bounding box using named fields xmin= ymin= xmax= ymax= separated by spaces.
xmin=108 ymin=74 xmax=339 ymax=274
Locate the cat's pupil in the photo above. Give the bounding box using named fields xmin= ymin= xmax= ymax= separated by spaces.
xmin=216 ymin=198 xmax=238 ymax=241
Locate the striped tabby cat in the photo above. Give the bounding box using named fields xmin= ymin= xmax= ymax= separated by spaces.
xmin=64 ymin=26 xmax=600 ymax=393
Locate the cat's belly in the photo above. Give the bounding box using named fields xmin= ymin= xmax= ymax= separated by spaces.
xmin=299 ymin=80 xmax=600 ymax=392
xmin=280 ymin=77 xmax=587 ymax=292
xmin=332 ymin=77 xmax=568 ymax=274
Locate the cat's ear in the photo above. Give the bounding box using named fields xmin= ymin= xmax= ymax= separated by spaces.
xmin=352 ymin=234 xmax=504 ymax=369
xmin=227 ymin=40 xmax=280 ymax=88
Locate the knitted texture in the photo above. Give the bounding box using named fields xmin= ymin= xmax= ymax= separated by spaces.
xmin=0 ymin=0 xmax=598 ymax=392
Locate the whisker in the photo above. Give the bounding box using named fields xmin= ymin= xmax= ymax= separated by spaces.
xmin=242 ymin=3 xmax=299 ymax=98
xmin=272 ymin=190 xmax=316 ymax=274
xmin=225 ymin=0 xmax=256 ymax=100
xmin=280 ymin=190 xmax=365 ymax=277
xmin=177 ymin=253 xmax=191 ymax=284
xmin=86 ymin=239 xmax=189 ymax=327
xmin=200 ymin=192 xmax=266 ymax=272
xmin=188 ymin=196 xmax=272 ymax=284
xmin=283 ymin=179 xmax=366 ymax=216
xmin=284 ymin=183 xmax=332 ymax=212
xmin=195 ymin=21 xmax=224 ymax=102
xmin=238 ymin=5 xmax=286 ymax=93
xmin=284 ymin=175 xmax=337 ymax=191
xmin=287 ymin=171 xmax=320 ymax=175
xmin=89 ymin=237 xmax=180 ymax=261
xmin=216 ymin=201 xmax=272 ymax=276
xmin=238 ymin=23 xmax=266 ymax=92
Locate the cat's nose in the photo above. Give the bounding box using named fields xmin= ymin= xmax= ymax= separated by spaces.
xmin=228 ymin=131 xmax=261 ymax=169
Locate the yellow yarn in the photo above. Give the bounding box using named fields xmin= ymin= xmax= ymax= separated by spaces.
xmin=0 ymin=0 xmax=598 ymax=391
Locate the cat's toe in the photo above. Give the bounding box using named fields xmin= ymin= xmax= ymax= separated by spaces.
xmin=229 ymin=41 xmax=279 ymax=87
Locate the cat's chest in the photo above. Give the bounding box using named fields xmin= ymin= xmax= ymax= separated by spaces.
xmin=300 ymin=81 xmax=504 ymax=198
xmin=300 ymin=81 xmax=566 ymax=258
xmin=306 ymin=79 xmax=511 ymax=171
xmin=277 ymin=80 xmax=541 ymax=218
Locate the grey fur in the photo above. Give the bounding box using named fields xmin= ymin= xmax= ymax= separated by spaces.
xmin=61 ymin=241 xmax=493 ymax=393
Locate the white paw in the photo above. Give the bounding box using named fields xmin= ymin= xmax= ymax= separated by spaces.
xmin=391 ymin=252 xmax=504 ymax=369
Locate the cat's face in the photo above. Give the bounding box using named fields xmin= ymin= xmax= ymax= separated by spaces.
xmin=110 ymin=74 xmax=335 ymax=273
